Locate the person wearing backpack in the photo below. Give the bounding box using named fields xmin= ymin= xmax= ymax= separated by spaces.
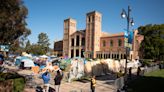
xmin=54 ymin=70 xmax=63 ymax=92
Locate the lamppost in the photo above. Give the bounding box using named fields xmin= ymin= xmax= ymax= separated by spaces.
xmin=121 ymin=6 xmax=134 ymax=75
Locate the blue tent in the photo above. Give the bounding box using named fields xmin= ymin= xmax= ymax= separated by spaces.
xmin=40 ymin=65 xmax=46 ymax=69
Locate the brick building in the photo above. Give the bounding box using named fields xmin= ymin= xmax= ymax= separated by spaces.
xmin=55 ymin=11 xmax=144 ymax=59
xmin=54 ymin=40 xmax=63 ymax=57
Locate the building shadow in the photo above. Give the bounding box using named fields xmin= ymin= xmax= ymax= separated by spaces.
xmin=127 ymin=75 xmax=164 ymax=92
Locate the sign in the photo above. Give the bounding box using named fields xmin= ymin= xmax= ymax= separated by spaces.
xmin=0 ymin=45 xmax=9 ymax=52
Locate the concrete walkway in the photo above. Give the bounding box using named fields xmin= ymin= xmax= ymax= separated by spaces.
xmin=3 ymin=65 xmax=117 ymax=92
xmin=24 ymin=74 xmax=116 ymax=92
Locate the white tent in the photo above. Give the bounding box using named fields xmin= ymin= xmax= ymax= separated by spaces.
xmin=21 ymin=59 xmax=35 ymax=67
xmin=40 ymin=55 xmax=48 ymax=58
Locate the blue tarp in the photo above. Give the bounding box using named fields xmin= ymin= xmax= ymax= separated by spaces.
xmin=40 ymin=65 xmax=46 ymax=69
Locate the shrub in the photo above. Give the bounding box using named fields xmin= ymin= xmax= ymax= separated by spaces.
xmin=141 ymin=59 xmax=153 ymax=67
xmin=0 ymin=73 xmax=25 ymax=92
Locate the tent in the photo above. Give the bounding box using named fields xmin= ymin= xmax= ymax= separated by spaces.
xmin=15 ymin=56 xmax=21 ymax=66
xmin=21 ymin=58 xmax=35 ymax=67
xmin=40 ymin=55 xmax=48 ymax=58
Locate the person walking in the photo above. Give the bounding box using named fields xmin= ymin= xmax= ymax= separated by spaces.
xmin=42 ymin=70 xmax=50 ymax=92
xmin=91 ymin=75 xmax=96 ymax=92
xmin=54 ymin=70 xmax=63 ymax=92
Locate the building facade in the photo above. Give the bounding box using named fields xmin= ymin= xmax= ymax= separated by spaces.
xmin=54 ymin=40 xmax=63 ymax=57
xmin=61 ymin=11 xmax=144 ymax=59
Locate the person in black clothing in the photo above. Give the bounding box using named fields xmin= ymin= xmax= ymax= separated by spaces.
xmin=137 ymin=67 xmax=141 ymax=76
xmin=0 ymin=54 xmax=4 ymax=65
xmin=128 ymin=67 xmax=132 ymax=79
xmin=54 ymin=70 xmax=63 ymax=92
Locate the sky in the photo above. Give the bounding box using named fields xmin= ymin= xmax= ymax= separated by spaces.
xmin=24 ymin=0 xmax=164 ymax=48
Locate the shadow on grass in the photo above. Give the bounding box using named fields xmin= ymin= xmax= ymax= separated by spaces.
xmin=127 ymin=76 xmax=164 ymax=92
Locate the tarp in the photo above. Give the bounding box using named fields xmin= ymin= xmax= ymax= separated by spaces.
xmin=32 ymin=66 xmax=40 ymax=74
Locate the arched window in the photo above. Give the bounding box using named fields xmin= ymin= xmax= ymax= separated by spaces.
xmin=110 ymin=40 xmax=113 ymax=47
xmin=103 ymin=40 xmax=106 ymax=47
xmin=118 ymin=39 xmax=122 ymax=47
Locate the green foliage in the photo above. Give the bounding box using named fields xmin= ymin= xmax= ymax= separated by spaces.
xmin=25 ymin=40 xmax=31 ymax=53
xmin=13 ymin=78 xmax=25 ymax=92
xmin=0 ymin=0 xmax=31 ymax=45
xmin=141 ymin=59 xmax=153 ymax=67
xmin=25 ymin=44 xmax=47 ymax=55
xmin=0 ymin=72 xmax=25 ymax=92
xmin=37 ymin=32 xmax=50 ymax=48
xmin=35 ymin=32 xmax=50 ymax=54
xmin=145 ymin=69 xmax=164 ymax=78
xmin=138 ymin=24 xmax=164 ymax=60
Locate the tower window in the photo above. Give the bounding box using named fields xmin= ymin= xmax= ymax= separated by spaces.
xmin=118 ymin=39 xmax=122 ymax=47
xmin=88 ymin=16 xmax=91 ymax=22
xmin=103 ymin=40 xmax=106 ymax=47
xmin=110 ymin=40 xmax=113 ymax=47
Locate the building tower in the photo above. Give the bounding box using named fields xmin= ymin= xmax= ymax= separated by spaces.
xmin=63 ymin=18 xmax=76 ymax=57
xmin=85 ymin=11 xmax=102 ymax=58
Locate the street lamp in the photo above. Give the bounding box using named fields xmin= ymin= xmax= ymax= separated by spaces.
xmin=121 ymin=6 xmax=134 ymax=75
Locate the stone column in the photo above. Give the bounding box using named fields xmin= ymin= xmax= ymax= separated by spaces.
xmin=74 ymin=36 xmax=76 ymax=57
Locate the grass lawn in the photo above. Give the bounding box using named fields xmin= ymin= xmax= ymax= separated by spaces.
xmin=145 ymin=69 xmax=164 ymax=77
xmin=127 ymin=69 xmax=164 ymax=92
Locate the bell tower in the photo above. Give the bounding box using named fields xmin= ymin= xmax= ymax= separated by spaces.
xmin=85 ymin=11 xmax=102 ymax=58
xmin=63 ymin=18 xmax=76 ymax=57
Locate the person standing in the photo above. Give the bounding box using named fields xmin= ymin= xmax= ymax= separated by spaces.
xmin=54 ymin=70 xmax=63 ymax=92
xmin=42 ymin=70 xmax=50 ymax=92
xmin=137 ymin=67 xmax=141 ymax=76
xmin=91 ymin=75 xmax=96 ymax=92
xmin=0 ymin=53 xmax=4 ymax=65
xmin=128 ymin=67 xmax=132 ymax=79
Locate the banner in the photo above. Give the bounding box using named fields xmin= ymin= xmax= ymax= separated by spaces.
xmin=124 ymin=30 xmax=133 ymax=50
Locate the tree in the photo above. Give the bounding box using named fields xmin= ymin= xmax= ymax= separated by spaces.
xmin=37 ymin=32 xmax=50 ymax=54
xmin=138 ymin=24 xmax=164 ymax=60
xmin=25 ymin=40 xmax=31 ymax=53
xmin=0 ymin=0 xmax=31 ymax=45
xmin=27 ymin=44 xmax=46 ymax=55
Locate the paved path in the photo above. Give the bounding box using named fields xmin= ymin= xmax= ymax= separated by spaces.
xmin=3 ymin=65 xmax=117 ymax=92
xmin=24 ymin=74 xmax=116 ymax=92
